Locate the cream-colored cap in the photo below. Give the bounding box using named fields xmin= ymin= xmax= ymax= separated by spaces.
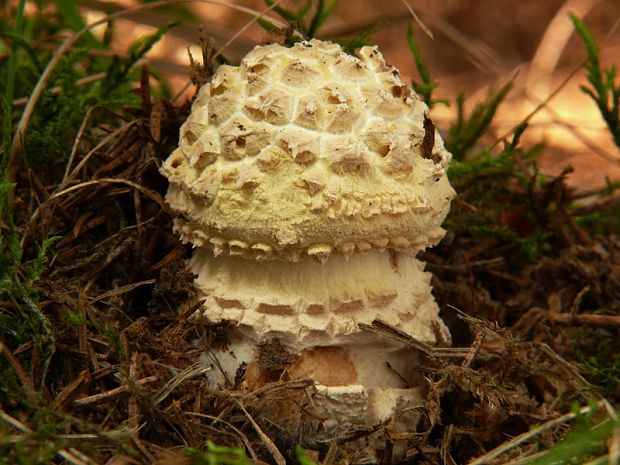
xmin=161 ymin=39 xmax=455 ymax=261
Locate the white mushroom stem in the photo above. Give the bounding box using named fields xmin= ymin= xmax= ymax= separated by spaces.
xmin=192 ymin=248 xmax=448 ymax=425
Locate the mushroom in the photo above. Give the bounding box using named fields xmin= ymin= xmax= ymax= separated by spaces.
xmin=161 ymin=39 xmax=455 ymax=447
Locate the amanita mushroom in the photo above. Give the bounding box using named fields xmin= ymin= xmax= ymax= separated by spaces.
xmin=161 ymin=39 xmax=454 ymax=440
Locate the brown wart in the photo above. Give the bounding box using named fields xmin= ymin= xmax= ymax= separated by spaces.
xmin=422 ymin=114 xmax=442 ymax=164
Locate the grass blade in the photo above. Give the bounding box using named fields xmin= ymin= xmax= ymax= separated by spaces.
xmin=2 ymin=0 xmax=26 ymax=178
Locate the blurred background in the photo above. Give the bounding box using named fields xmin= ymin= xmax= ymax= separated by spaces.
xmin=42 ymin=0 xmax=620 ymax=190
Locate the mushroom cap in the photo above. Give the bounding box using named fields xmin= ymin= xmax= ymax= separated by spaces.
xmin=162 ymin=39 xmax=455 ymax=261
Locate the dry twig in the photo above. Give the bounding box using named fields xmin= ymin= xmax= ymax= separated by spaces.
xmin=226 ymin=394 xmax=286 ymax=465
xmin=73 ymin=375 xmax=158 ymax=407
xmin=468 ymin=401 xmax=608 ymax=465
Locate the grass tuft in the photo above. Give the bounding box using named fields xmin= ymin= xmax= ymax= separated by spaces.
xmin=1 ymin=0 xmax=26 ymax=177
xmin=530 ymin=403 xmax=619 ymax=465
xmin=570 ymin=13 xmax=620 ymax=148
xmin=187 ymin=440 xmax=255 ymax=465
xmin=257 ymin=0 xmax=336 ymax=44
xmin=446 ymin=80 xmax=513 ymax=160
xmin=406 ymin=22 xmax=447 ymax=109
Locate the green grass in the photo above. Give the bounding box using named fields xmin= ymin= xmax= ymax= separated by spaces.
xmin=406 ymin=22 xmax=448 ymax=109
xmin=187 ymin=441 xmax=257 ymax=465
xmin=530 ymin=403 xmax=619 ymax=465
xmin=571 ymin=13 xmax=620 ymax=149
xmin=255 ymin=0 xmax=336 ymax=45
